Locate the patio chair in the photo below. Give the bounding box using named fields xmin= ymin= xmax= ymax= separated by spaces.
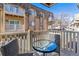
xmin=0 ymin=39 xmax=33 ymax=56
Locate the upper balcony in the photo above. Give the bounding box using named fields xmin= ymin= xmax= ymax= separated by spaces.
xmin=4 ymin=4 xmax=25 ymax=16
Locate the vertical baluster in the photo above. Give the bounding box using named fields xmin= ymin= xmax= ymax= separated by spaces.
xmin=25 ymin=33 xmax=27 ymax=53
xmin=66 ymin=31 xmax=68 ymax=50
xmin=22 ymin=35 xmax=24 ymax=53
xmin=61 ymin=31 xmax=63 ymax=49
xmin=2 ymin=35 xmax=5 ymax=46
xmin=62 ymin=31 xmax=65 ymax=49
xmin=64 ymin=31 xmax=67 ymax=49
xmin=64 ymin=31 xmax=66 ymax=49
xmin=33 ymin=32 xmax=35 ymax=47
xmin=21 ymin=34 xmax=25 ymax=54
xmin=38 ymin=32 xmax=40 ymax=47
xmin=20 ymin=35 xmax=22 ymax=54
xmin=35 ymin=33 xmax=37 ymax=47
xmin=5 ymin=35 xmax=8 ymax=42
xmin=76 ymin=32 xmax=79 ymax=53
xmin=61 ymin=31 xmax=64 ymax=49
xmin=27 ymin=31 xmax=32 ymax=52
xmin=72 ymin=32 xmax=75 ymax=52
xmin=4 ymin=35 xmax=8 ymax=45
xmin=0 ymin=46 xmax=2 ymax=56
xmin=68 ymin=32 xmax=70 ymax=49
xmin=17 ymin=34 xmax=21 ymax=54
xmin=71 ymin=32 xmax=73 ymax=50
xmin=36 ymin=33 xmax=37 ymax=47
xmin=21 ymin=35 xmax=22 ymax=53
xmin=22 ymin=34 xmax=24 ymax=53
xmin=77 ymin=32 xmax=79 ymax=53
xmin=69 ymin=32 xmax=72 ymax=50
xmin=75 ymin=33 xmax=78 ymax=53
xmin=23 ymin=34 xmax=25 ymax=53
xmin=17 ymin=34 xmax=19 ymax=54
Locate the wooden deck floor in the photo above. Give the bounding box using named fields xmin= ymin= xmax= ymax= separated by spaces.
xmin=32 ymin=49 xmax=79 ymax=56
xmin=0 ymin=49 xmax=79 ymax=56
xmin=60 ymin=49 xmax=79 ymax=56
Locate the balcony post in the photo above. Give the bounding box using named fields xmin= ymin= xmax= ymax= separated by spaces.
xmin=27 ymin=30 xmax=32 ymax=52
xmin=2 ymin=4 xmax=5 ymax=33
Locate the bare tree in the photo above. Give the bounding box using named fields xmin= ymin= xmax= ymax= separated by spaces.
xmin=53 ymin=13 xmax=71 ymax=30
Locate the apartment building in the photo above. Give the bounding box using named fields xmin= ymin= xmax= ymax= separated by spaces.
xmin=0 ymin=3 xmax=53 ymax=33
xmin=70 ymin=13 xmax=79 ymax=31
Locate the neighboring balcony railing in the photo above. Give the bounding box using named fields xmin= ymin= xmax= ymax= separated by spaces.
xmin=4 ymin=4 xmax=25 ymax=16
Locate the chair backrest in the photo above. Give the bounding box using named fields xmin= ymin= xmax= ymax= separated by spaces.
xmin=1 ymin=39 xmax=19 ymax=56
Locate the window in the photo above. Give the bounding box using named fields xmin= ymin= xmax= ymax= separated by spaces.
xmin=5 ymin=20 xmax=21 ymax=32
xmin=15 ymin=21 xmax=19 ymax=24
xmin=10 ymin=20 xmax=19 ymax=25
xmin=10 ymin=21 xmax=14 ymax=24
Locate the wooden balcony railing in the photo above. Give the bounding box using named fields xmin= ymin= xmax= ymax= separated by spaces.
xmin=31 ymin=30 xmax=79 ymax=55
xmin=0 ymin=30 xmax=79 ymax=56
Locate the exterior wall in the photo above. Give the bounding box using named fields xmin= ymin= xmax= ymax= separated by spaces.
xmin=0 ymin=3 xmax=53 ymax=33
xmin=35 ymin=17 xmax=40 ymax=31
xmin=1 ymin=4 xmax=26 ymax=33
xmin=70 ymin=14 xmax=79 ymax=31
xmin=5 ymin=15 xmax=24 ymax=24
xmin=43 ymin=17 xmax=48 ymax=31
xmin=5 ymin=15 xmax=24 ymax=32
xmin=27 ymin=7 xmax=37 ymax=31
xmin=27 ymin=4 xmax=53 ymax=32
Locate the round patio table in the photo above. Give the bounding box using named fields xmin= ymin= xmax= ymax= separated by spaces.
xmin=32 ymin=40 xmax=57 ymax=56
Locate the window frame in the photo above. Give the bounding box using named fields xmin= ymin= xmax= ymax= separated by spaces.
xmin=5 ymin=20 xmax=20 ymax=31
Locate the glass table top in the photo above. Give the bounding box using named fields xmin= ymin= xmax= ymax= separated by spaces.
xmin=32 ymin=40 xmax=57 ymax=53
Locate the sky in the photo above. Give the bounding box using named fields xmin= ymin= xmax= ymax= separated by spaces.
xmin=32 ymin=3 xmax=79 ymax=21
